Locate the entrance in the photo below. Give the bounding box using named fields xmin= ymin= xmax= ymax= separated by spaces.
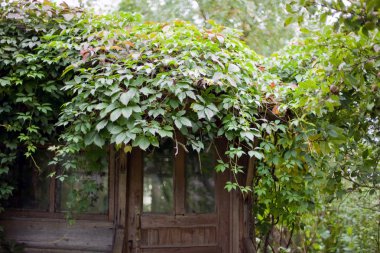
xmin=126 ymin=139 xmax=230 ymax=253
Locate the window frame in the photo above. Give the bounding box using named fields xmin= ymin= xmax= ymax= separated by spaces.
xmin=2 ymin=146 xmax=116 ymax=222
xmin=141 ymin=136 xmax=217 ymax=216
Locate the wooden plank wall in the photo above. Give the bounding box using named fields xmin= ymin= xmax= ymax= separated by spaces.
xmin=0 ymin=218 xmax=114 ymax=253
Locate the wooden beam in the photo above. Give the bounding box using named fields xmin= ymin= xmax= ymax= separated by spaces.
xmin=127 ymin=149 xmax=143 ymax=252
xmin=113 ymin=228 xmax=125 ymax=253
xmin=245 ymin=157 xmax=255 ymax=194
xmin=174 ymin=134 xmax=185 ymax=215
xmin=109 ymin=145 xmax=116 ymax=222
xmin=243 ymin=237 xmax=256 ymax=253
xmin=140 ymin=246 xmax=220 ymax=253
xmin=140 ymin=214 xmax=217 ymax=228
xmin=214 ymin=138 xmax=230 ymax=253
xmin=117 ymin=148 xmax=128 ymax=227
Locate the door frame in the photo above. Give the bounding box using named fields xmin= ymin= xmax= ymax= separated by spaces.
xmin=125 ymin=139 xmax=231 ymax=253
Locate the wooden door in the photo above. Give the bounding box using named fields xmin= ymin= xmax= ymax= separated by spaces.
xmin=126 ymin=139 xmax=230 ymax=253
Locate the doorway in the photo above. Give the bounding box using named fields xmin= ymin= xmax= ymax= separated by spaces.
xmin=126 ymin=139 xmax=230 ymax=253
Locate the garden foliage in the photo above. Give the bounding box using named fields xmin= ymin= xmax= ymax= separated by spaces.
xmin=0 ymin=0 xmax=379 ymax=252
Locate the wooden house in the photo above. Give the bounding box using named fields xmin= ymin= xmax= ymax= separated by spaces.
xmin=1 ymin=138 xmax=253 ymax=253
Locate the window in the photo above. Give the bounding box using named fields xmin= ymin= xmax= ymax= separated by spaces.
xmin=143 ymin=139 xmax=174 ymax=213
xmin=5 ymin=146 xmax=110 ymax=217
xmin=5 ymin=149 xmax=51 ymax=211
xmin=142 ymin=139 xmax=215 ymax=214
xmin=185 ymin=149 xmax=215 ymax=213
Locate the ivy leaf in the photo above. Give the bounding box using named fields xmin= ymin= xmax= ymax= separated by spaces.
xmin=120 ymin=89 xmax=137 ymax=106
xmin=133 ymin=135 xmax=150 ymax=150
xmin=124 ymin=145 xmax=132 ymax=153
xmin=228 ymin=64 xmax=240 ymax=73
xmin=84 ymin=131 xmax=96 ymax=146
xmin=284 ymin=16 xmax=294 ymax=27
xmin=115 ymin=132 xmax=127 ymax=144
xmin=107 ymin=124 xmax=123 ymax=134
xmin=62 ymin=13 xmax=74 ymax=21
xmin=241 ymin=131 xmax=254 ymax=141
xmin=61 ymin=65 xmax=74 ymax=77
xmin=215 ymin=161 xmax=228 ymax=172
xmin=96 ymin=120 xmax=108 ymax=131
xmin=174 ymin=118 xmax=182 ymax=129
xmin=179 ymin=117 xmax=192 ymax=127
xmin=121 ymin=107 xmax=133 ymax=118
xmin=94 ymin=134 xmax=105 ymax=147
xmin=157 ymin=128 xmax=173 ymax=138
xmin=248 ymin=151 xmax=264 ymax=160
xmin=212 ymin=72 xmax=224 ymax=82
xmin=204 ymin=108 xmax=215 ymax=120
xmin=140 ymin=87 xmax=154 ymax=95
xmin=110 ymin=109 xmax=122 ymax=121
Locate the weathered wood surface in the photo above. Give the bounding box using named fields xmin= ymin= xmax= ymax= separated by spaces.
xmin=243 ymin=237 xmax=256 ymax=253
xmin=0 ymin=218 xmax=114 ymax=252
xmin=141 ymin=246 xmax=221 ymax=253
xmin=113 ymin=228 xmax=125 ymax=253
xmin=174 ymin=134 xmax=186 ymax=215
xmin=127 ymin=143 xmax=233 ymax=253
xmin=140 ymin=227 xmax=217 ymax=246
xmin=140 ymin=214 xmax=217 ymax=228
xmin=215 ymin=138 xmax=231 ymax=253
xmin=25 ymin=248 xmax=105 ymax=253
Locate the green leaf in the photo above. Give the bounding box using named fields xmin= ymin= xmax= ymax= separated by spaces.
xmin=133 ymin=135 xmax=150 ymax=150
xmin=204 ymin=108 xmax=215 ymax=120
xmin=94 ymin=134 xmax=105 ymax=147
xmin=140 ymin=87 xmax=154 ymax=95
xmin=241 ymin=131 xmax=254 ymax=141
xmin=157 ymin=128 xmax=173 ymax=138
xmin=174 ymin=118 xmax=182 ymax=129
xmin=110 ymin=109 xmax=122 ymax=121
xmin=96 ymin=120 xmax=108 ymax=131
xmin=107 ymin=124 xmax=123 ymax=134
xmin=62 ymin=13 xmax=74 ymax=21
xmin=228 ymin=64 xmax=240 ymax=73
xmin=179 ymin=117 xmax=192 ymax=127
xmin=215 ymin=162 xmax=228 ymax=172
xmin=284 ymin=16 xmax=294 ymax=27
xmin=120 ymin=89 xmax=137 ymax=106
xmin=121 ymin=107 xmax=133 ymax=118
xmin=115 ymin=132 xmax=127 ymax=144
xmin=61 ymin=65 xmax=74 ymax=77
xmin=248 ymin=151 xmax=264 ymax=160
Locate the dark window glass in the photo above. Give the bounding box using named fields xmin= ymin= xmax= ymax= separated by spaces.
xmin=143 ymin=139 xmax=174 ymax=213
xmin=56 ymin=146 xmax=109 ymax=214
xmin=6 ymin=149 xmax=52 ymax=211
xmin=185 ymin=147 xmax=215 ymax=213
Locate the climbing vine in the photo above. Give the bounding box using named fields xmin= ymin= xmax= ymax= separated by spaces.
xmin=1 ymin=0 xmax=379 ymax=252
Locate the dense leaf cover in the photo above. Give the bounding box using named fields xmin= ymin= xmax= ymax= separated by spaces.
xmin=0 ymin=0 xmax=379 ymax=252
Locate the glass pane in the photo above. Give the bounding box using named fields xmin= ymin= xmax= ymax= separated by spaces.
xmin=143 ymin=139 xmax=174 ymax=213
xmin=56 ymin=146 xmax=109 ymax=214
xmin=186 ymin=147 xmax=215 ymax=213
xmin=6 ymin=149 xmax=52 ymax=211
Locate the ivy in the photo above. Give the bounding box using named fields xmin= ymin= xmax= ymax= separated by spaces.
xmin=0 ymin=1 xmax=379 ymax=252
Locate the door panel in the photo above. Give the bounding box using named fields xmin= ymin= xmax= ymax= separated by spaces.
xmin=127 ymin=140 xmax=229 ymax=253
xmin=141 ymin=246 xmax=220 ymax=253
xmin=140 ymin=226 xmax=217 ymax=246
